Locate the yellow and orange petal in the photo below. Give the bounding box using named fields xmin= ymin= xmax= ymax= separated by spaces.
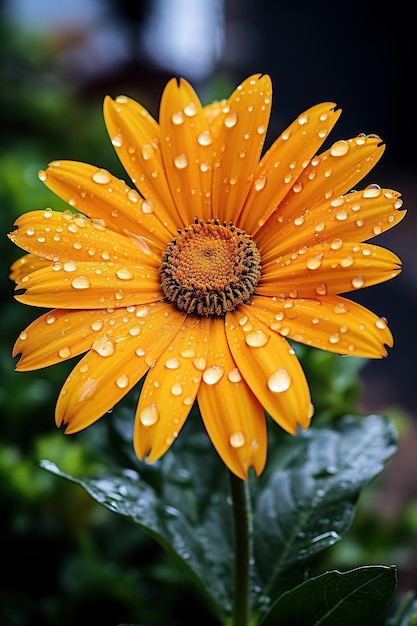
xmin=9 ymin=72 xmax=406 ymax=479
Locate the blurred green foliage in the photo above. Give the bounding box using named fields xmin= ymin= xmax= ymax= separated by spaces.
xmin=1 ymin=16 xmax=415 ymax=626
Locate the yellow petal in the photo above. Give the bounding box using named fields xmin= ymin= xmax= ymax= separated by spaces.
xmin=226 ymin=306 xmax=312 ymax=435
xmin=211 ymin=74 xmax=272 ymax=223
xmin=197 ymin=318 xmax=267 ymax=479
xmin=13 ymin=305 xmax=160 ymax=371
xmin=258 ymin=242 xmax=402 ymax=298
xmin=159 ymin=77 xmax=214 ymax=224
xmin=241 ymin=102 xmax=342 ymax=234
xmin=9 ymin=254 xmax=50 ymax=282
xmin=256 ymin=134 xmax=385 ymax=250
xmin=14 ymin=261 xmax=162 ymax=309
xmin=41 ymin=160 xmax=173 ymax=247
xmin=133 ymin=315 xmax=210 ymax=461
xmin=251 ymin=295 xmax=393 ymax=358
xmin=9 ymin=209 xmax=161 ymax=266
xmin=56 ymin=302 xmax=186 ymax=433
xmin=258 ymin=187 xmax=406 ymax=262
xmin=103 ymin=94 xmax=179 ymax=233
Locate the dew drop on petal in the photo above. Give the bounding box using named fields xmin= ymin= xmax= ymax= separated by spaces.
xmin=111 ymin=134 xmax=123 ymax=147
xmin=140 ymin=404 xmax=159 ymax=426
xmin=245 ymin=329 xmax=270 ymax=347
xmin=71 ymin=276 xmax=91 ymax=289
xmin=141 ymin=144 xmax=155 ymax=160
xmin=184 ymin=102 xmax=197 ymax=116
xmin=174 ymin=153 xmax=189 ymax=169
xmin=116 ymin=374 xmax=129 ymax=388
xmin=376 ymin=318 xmax=387 ymax=330
xmin=165 ymin=357 xmax=180 ymax=369
xmin=116 ymin=266 xmax=134 ymax=280
xmin=91 ymin=320 xmax=103 ymax=331
xmin=197 ymin=130 xmax=212 ymax=146
xmin=230 ymin=432 xmax=246 ymax=448
xmin=92 ymin=336 xmax=115 ymax=357
xmin=352 ymin=276 xmax=365 ymax=289
xmin=224 ymin=112 xmax=238 ymax=128
xmin=172 ymin=111 xmax=184 ymax=125
xmin=202 ymin=365 xmax=224 ymax=384
xmin=228 ymin=368 xmax=242 ymax=383
xmin=92 ymin=168 xmax=112 ymax=184
xmin=63 ymin=260 xmax=78 ymax=272
xmin=330 ymin=140 xmax=350 ymax=157
xmin=267 ymin=368 xmax=292 ymax=392
xmin=192 ymin=357 xmax=207 ymax=371
xmin=307 ymin=257 xmax=322 ymax=270
xmin=46 ymin=314 xmax=56 ymax=325
xmin=58 ymin=346 xmax=71 ymax=358
xmin=171 ymin=383 xmax=183 ymax=396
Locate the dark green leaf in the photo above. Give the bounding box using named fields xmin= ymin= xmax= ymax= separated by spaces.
xmin=253 ymin=415 xmax=397 ymax=604
xmin=261 ymin=565 xmax=397 ymax=625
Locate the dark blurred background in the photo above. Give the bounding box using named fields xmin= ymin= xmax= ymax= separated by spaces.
xmin=1 ymin=1 xmax=416 ymax=624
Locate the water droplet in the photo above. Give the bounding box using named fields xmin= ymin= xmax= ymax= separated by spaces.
xmin=197 ymin=130 xmax=212 ymax=146
xmin=92 ymin=169 xmax=112 ymax=184
xmin=202 ymin=365 xmax=224 ymax=384
xmin=92 ymin=336 xmax=115 ymax=357
xmin=140 ymin=404 xmax=159 ymax=426
xmin=91 ymin=319 xmax=103 ymax=331
xmin=19 ymin=331 xmax=28 ymax=341
xmin=181 ymin=348 xmax=195 ymax=358
xmin=352 ymin=276 xmax=365 ymax=289
xmin=26 ymin=227 xmax=35 ymax=236
xmin=340 ymin=256 xmax=354 ymax=267
xmin=43 ymin=208 xmax=53 ymax=218
xmin=174 ymin=153 xmax=188 ymax=169
xmin=292 ymin=181 xmax=303 ymax=193
xmin=329 ymin=333 xmax=340 ymax=344
xmin=116 ymin=374 xmax=129 ymax=388
xmin=165 ymin=357 xmax=180 ymax=369
xmin=307 ymin=257 xmax=322 ymax=270
xmin=58 ymin=346 xmax=71 ymax=358
xmin=116 ymin=266 xmax=133 ymax=280
xmin=172 ymin=111 xmax=184 ymax=124
xmin=71 ymin=276 xmax=91 ymax=289
xmin=330 ymin=140 xmax=350 ymax=157
xmin=230 ymin=432 xmax=246 ymax=448
xmin=63 ymin=260 xmax=78 ymax=272
xmin=111 ymin=134 xmax=123 ymax=147
xmin=336 ymin=209 xmax=348 ymax=221
xmin=254 ymin=176 xmax=267 ymax=191
xmin=224 ymin=112 xmax=238 ymax=128
xmin=376 ymin=318 xmax=387 ymax=330
xmin=38 ymin=170 xmax=48 ymax=181
xmin=192 ymin=357 xmax=207 ymax=371
xmin=228 ymin=368 xmax=242 ymax=383
xmin=46 ymin=314 xmax=56 ymax=325
xmin=363 ymin=184 xmax=382 ymax=198
xmin=267 ymin=369 xmax=292 ymax=392
xmin=184 ymin=102 xmax=197 ymax=116
xmin=245 ymin=329 xmax=270 ymax=347
xmin=171 ymin=383 xmax=183 ymax=396
xmin=141 ymin=144 xmax=155 ymax=160
xmin=128 ymin=325 xmax=141 ymax=336
xmin=127 ymin=189 xmax=139 ymax=203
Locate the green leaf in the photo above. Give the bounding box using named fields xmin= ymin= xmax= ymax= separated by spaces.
xmin=40 ymin=408 xmax=234 ymax=623
xmin=40 ymin=412 xmax=397 ymax=622
xmin=253 ymin=415 xmax=397 ymax=604
xmin=260 ymin=565 xmax=397 ymax=625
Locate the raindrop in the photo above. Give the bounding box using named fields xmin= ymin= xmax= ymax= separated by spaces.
xmin=116 ymin=374 xmax=129 ymax=388
xmin=197 ymin=130 xmax=212 ymax=146
xmin=165 ymin=357 xmax=180 ymax=369
xmin=192 ymin=357 xmax=207 ymax=371
xmin=58 ymin=346 xmax=71 ymax=358
xmin=228 ymin=368 xmax=242 ymax=383
xmin=171 ymin=383 xmax=183 ymax=396
xmin=330 ymin=140 xmax=350 ymax=157
xmin=267 ymin=369 xmax=292 ymax=392
xmin=245 ymin=329 xmax=270 ymax=347
xmin=116 ymin=267 xmax=134 ymax=280
xmin=92 ymin=169 xmax=112 ymax=184
xmin=224 ymin=112 xmax=238 ymax=128
xmin=38 ymin=170 xmax=48 ymax=182
xmin=363 ymin=184 xmax=382 ymax=198
xmin=91 ymin=320 xmax=103 ymax=331
xmin=111 ymin=134 xmax=123 ymax=147
xmin=174 ymin=153 xmax=189 ymax=169
xmin=352 ymin=276 xmax=365 ymax=289
xmin=46 ymin=314 xmax=56 ymax=325
xmin=307 ymin=257 xmax=322 ymax=270
xmin=63 ymin=260 xmax=78 ymax=272
xmin=254 ymin=176 xmax=267 ymax=191
xmin=202 ymin=365 xmax=224 ymax=384
xmin=71 ymin=276 xmax=91 ymax=289
xmin=184 ymin=102 xmax=197 ymax=116
xmin=141 ymin=144 xmax=155 ymax=160
xmin=92 ymin=336 xmax=115 ymax=357
xmin=172 ymin=111 xmax=184 ymax=125
xmin=230 ymin=432 xmax=246 ymax=448
xmin=140 ymin=404 xmax=159 ymax=426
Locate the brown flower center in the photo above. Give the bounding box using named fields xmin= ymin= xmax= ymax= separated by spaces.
xmin=159 ymin=218 xmax=262 ymax=316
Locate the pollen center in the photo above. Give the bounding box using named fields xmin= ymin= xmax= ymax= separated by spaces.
xmin=159 ymin=219 xmax=262 ymax=316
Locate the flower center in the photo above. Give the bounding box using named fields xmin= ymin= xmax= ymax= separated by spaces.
xmin=159 ymin=218 xmax=262 ymax=316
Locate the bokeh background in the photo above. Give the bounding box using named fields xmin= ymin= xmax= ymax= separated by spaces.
xmin=1 ymin=1 xmax=416 ymax=624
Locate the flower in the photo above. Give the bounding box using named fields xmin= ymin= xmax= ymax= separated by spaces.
xmin=9 ymin=74 xmax=405 ymax=479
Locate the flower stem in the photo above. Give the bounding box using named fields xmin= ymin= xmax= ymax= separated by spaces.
xmin=229 ymin=471 xmax=254 ymax=626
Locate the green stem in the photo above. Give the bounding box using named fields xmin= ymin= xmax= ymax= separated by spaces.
xmin=229 ymin=471 xmax=254 ymax=626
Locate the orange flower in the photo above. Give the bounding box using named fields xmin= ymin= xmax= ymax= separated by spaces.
xmin=9 ymin=74 xmax=405 ymax=479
